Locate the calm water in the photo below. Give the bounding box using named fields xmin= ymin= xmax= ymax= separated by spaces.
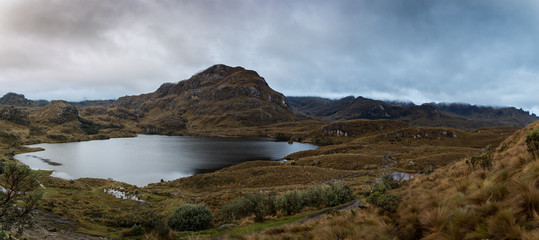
xmin=15 ymin=135 xmax=317 ymax=186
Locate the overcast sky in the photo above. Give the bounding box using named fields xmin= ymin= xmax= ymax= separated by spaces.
xmin=0 ymin=0 xmax=538 ymax=114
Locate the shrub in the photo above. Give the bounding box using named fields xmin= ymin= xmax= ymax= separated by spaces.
xmin=304 ymin=186 xmax=324 ymax=207
xmin=323 ymin=181 xmax=355 ymax=207
xmin=168 ymin=204 xmax=213 ymax=231
xmin=374 ymin=193 xmax=401 ymax=213
xmin=466 ymin=153 xmax=493 ymax=171
xmin=105 ymin=209 xmax=164 ymax=229
xmin=366 ymin=173 xmax=402 ymax=213
xmin=380 ymin=173 xmax=402 ymax=189
xmin=220 ymin=192 xmax=275 ymax=222
xmin=220 ymin=197 xmax=252 ymax=222
xmin=275 ymin=190 xmax=305 ymax=215
xmin=121 ymin=224 xmax=143 ymax=237
xmin=244 ymin=192 xmax=276 ymax=222
xmin=0 ymin=163 xmax=42 ymax=237
xmin=527 ymin=129 xmax=539 ymax=159
xmin=220 ymin=182 xmax=354 ymax=222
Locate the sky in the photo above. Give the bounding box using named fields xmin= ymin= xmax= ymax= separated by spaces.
xmin=0 ymin=0 xmax=538 ymax=115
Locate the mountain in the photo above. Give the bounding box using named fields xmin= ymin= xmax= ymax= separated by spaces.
xmin=0 ymin=92 xmax=49 ymax=107
xmin=287 ymin=96 xmax=538 ymax=129
xmin=2 ymin=65 xmax=536 ymax=138
xmin=80 ymin=64 xmax=294 ymax=134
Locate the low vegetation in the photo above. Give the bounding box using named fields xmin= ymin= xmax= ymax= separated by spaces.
xmin=0 ymin=116 xmax=527 ymax=239
xmin=168 ymin=203 xmax=213 ymax=231
xmin=394 ymin=122 xmax=539 ymax=239
xmin=220 ymin=181 xmax=354 ymax=224
xmin=0 ymin=163 xmax=42 ymax=238
xmin=526 ymin=128 xmax=539 ymax=159
xmin=223 ymin=121 xmax=539 ymax=240
xmin=364 ymin=173 xmax=403 ymax=213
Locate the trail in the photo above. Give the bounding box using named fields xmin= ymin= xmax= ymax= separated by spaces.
xmin=211 ymin=199 xmax=365 ymax=240
xmin=296 ymin=199 xmax=365 ymax=224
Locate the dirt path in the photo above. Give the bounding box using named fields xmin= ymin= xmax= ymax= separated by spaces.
xmin=296 ymin=199 xmax=365 ymax=224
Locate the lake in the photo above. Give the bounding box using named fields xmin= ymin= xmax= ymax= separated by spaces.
xmin=15 ymin=135 xmax=317 ymax=186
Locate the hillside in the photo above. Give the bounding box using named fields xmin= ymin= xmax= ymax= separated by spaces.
xmin=221 ymin=121 xmax=539 ymax=240
xmin=288 ymin=96 xmax=538 ymax=129
xmin=2 ymin=64 xmax=538 ymax=238
xmin=0 ymin=65 xmax=295 ymax=142
xmin=80 ymin=64 xmax=294 ymax=135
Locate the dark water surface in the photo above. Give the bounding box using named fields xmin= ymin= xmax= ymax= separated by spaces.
xmin=15 ymin=135 xmax=317 ymax=186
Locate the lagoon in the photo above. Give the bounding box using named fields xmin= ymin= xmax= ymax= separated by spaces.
xmin=15 ymin=135 xmax=317 ymax=186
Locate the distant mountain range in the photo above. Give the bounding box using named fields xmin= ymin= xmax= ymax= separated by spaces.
xmin=287 ymin=96 xmax=538 ymax=129
xmin=1 ymin=64 xmax=537 ymax=139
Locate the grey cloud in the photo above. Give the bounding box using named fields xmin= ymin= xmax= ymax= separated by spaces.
xmin=0 ymin=0 xmax=537 ymax=114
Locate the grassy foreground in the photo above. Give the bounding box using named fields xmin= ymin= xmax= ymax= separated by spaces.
xmin=0 ymin=119 xmax=524 ymax=239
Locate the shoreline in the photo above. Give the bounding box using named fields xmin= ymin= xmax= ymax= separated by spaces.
xmin=11 ymin=133 xmax=318 ymax=188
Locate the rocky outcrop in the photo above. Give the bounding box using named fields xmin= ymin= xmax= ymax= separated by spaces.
xmin=0 ymin=92 xmax=33 ymax=106
xmin=0 ymin=105 xmax=30 ymax=125
xmin=36 ymin=101 xmax=79 ymax=124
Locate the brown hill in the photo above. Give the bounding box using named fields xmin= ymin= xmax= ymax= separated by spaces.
xmin=82 ymin=64 xmax=294 ymax=134
xmin=287 ymin=96 xmax=538 ymax=129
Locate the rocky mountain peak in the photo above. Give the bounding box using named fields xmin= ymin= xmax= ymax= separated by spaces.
xmin=0 ymin=92 xmax=33 ymax=106
xmin=190 ymin=64 xmax=245 ymax=83
xmin=38 ymin=101 xmax=79 ymax=124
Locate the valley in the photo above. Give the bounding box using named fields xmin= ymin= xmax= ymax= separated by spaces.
xmin=1 ymin=64 xmax=538 ymax=239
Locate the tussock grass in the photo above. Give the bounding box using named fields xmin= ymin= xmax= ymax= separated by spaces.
xmin=395 ymin=121 xmax=539 ymax=239
xmin=222 ymin=209 xmax=396 ymax=240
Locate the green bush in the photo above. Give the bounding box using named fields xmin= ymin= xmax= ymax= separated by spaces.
xmin=220 ymin=197 xmax=252 ymax=222
xmin=244 ymin=192 xmax=276 ymax=222
xmin=304 ymin=186 xmax=324 ymax=207
xmin=275 ymin=190 xmax=305 ymax=215
xmin=220 ymin=192 xmax=275 ymax=222
xmin=527 ymin=129 xmax=539 ymax=159
xmin=106 ymin=210 xmax=164 ymax=229
xmin=380 ymin=173 xmax=402 ymax=189
xmin=365 ymin=173 xmax=403 ymax=213
xmin=121 ymin=224 xmax=143 ymax=237
xmin=323 ymin=181 xmax=355 ymax=207
xmin=168 ymin=204 xmax=213 ymax=231
xmin=220 ymin=182 xmax=354 ymax=222
xmin=374 ymin=193 xmax=401 ymax=213
xmin=366 ymin=191 xmax=382 ymax=205
xmin=466 ymin=153 xmax=493 ymax=171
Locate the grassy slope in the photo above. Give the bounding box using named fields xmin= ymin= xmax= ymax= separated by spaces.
xmin=242 ymin=121 xmax=539 ymax=240
xmin=0 ymin=119 xmax=522 ymax=239
xmin=395 ymin=120 xmax=539 ymax=239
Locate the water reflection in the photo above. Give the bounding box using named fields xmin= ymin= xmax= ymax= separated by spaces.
xmin=15 ymin=135 xmax=317 ymax=186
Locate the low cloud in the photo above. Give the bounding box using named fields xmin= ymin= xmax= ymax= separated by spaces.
xmin=0 ymin=0 xmax=537 ymax=114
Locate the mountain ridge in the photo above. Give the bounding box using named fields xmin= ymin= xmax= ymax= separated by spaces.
xmin=1 ymin=65 xmax=537 ymax=135
xmin=287 ymin=96 xmax=538 ymax=129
